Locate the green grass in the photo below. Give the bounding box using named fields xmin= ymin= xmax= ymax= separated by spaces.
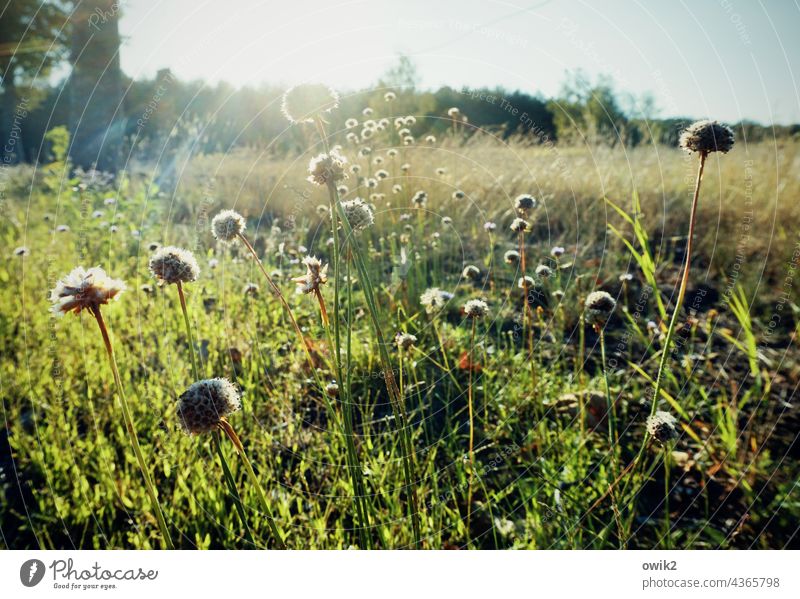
xmin=0 ymin=123 xmax=798 ymax=549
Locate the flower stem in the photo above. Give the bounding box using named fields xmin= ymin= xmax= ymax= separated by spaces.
xmin=176 ymin=281 xmax=199 ymax=380
xmin=213 ymin=430 xmax=255 ymax=546
xmin=466 ymin=317 xmax=476 ymax=546
xmin=91 ymin=307 xmax=174 ymax=549
xmin=219 ymin=419 xmax=286 ymax=549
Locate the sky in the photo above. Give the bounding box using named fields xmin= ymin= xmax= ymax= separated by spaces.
xmin=117 ymin=0 xmax=800 ymax=124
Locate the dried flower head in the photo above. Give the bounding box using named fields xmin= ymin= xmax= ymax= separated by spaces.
xmin=384 ymin=91 xmax=396 ymax=102
xmin=293 ymin=255 xmax=329 ymax=294
xmin=420 ymin=287 xmax=453 ymax=314
xmin=447 ymin=107 xmax=460 ymax=117
xmin=483 ymin=221 xmax=497 ymax=232
xmin=345 ymin=118 xmax=358 ymax=129
xmin=463 ymin=298 xmax=489 ymax=318
xmin=325 ymin=382 xmax=339 ymax=397
xmin=518 ymin=275 xmax=535 ymax=289
xmin=535 ymin=264 xmax=553 ymax=279
xmin=149 ymin=246 xmax=200 ymax=285
xmin=307 ymin=150 xmax=348 ymax=186
xmin=585 ymin=290 xmax=616 ymax=324
xmin=49 ymin=266 xmax=126 ymax=316
xmin=14 ymin=246 xmax=30 ymax=257
xmin=412 ymin=190 xmax=428 ymax=207
xmin=510 ymin=217 xmax=531 ymax=233
xmin=395 ymin=332 xmax=417 ymax=350
xmin=442 ymin=216 xmax=453 ymax=226
xmin=452 ymin=190 xmax=465 ymax=200
xmin=514 ymin=194 xmax=537 ymax=213
xmin=243 ymin=282 xmax=259 ymax=297
xmin=281 ymin=84 xmax=339 ymax=124
xmin=679 ymin=120 xmax=735 ymax=154
xmin=177 ymin=378 xmax=242 ymax=435
xmin=462 ymin=265 xmax=481 ymax=280
xmin=551 ymin=246 xmax=565 ymax=257
xmin=504 ymin=250 xmax=520 ymax=264
xmin=646 ymin=411 xmax=679 ymax=443
xmin=211 ymin=209 xmax=246 ymax=243
xmin=334 ymin=198 xmax=372 ymax=232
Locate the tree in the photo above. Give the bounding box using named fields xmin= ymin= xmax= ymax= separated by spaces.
xmin=0 ymin=0 xmax=67 ymax=163
xmin=68 ymin=0 xmax=123 ymax=171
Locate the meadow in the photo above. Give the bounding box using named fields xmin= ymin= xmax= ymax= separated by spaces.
xmin=1 ymin=89 xmax=798 ymax=549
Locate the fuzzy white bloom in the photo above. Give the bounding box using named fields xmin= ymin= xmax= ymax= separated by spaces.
xmin=535 ymin=264 xmax=553 ymax=279
xmin=14 ymin=246 xmax=30 ymax=257
xmin=395 ymin=332 xmax=417 ymax=350
xmin=211 ymin=209 xmax=246 ymax=243
xmin=462 ymin=265 xmax=481 ymax=280
xmin=411 ymin=190 xmax=427 ymax=207
xmin=307 ymin=150 xmax=348 ymax=186
xmin=384 ymin=91 xmax=396 ymax=102
xmin=551 ymin=246 xmax=565 ymax=257
xmin=510 ymin=217 xmax=531 ymax=233
xmin=420 ymin=287 xmax=453 ymax=314
xmin=518 ymin=275 xmax=535 ymax=289
xmin=514 ymin=194 xmax=537 ymax=213
xmin=585 ymin=290 xmax=616 ymax=324
xmin=177 ymin=378 xmax=241 ymax=434
xmin=463 ymin=298 xmax=489 ymax=318
xmin=646 ymin=411 xmax=679 ymax=443
xmin=281 ymin=84 xmax=339 ymax=124
xmin=483 ymin=221 xmax=496 ymax=232
xmin=49 ymin=266 xmax=126 ymax=316
xmin=504 ymin=250 xmax=520 ymax=264
xmin=149 ymin=246 xmax=200 ymax=285
xmin=340 ymin=198 xmax=374 ymax=231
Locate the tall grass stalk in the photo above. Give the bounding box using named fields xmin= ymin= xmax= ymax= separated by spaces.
xmin=90 ymin=306 xmax=174 ymax=549
xmin=315 ymin=116 xmax=421 ymax=547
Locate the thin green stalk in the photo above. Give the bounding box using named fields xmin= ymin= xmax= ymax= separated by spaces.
xmin=235 ymin=440 xmax=286 ymax=549
xmin=213 ymin=431 xmax=255 ymax=546
xmin=466 ymin=318 xmax=476 ymax=546
xmin=91 ymin=307 xmax=174 ymax=549
xmin=599 ymin=326 xmax=624 ymax=544
xmin=176 ymin=281 xmax=199 ymax=380
xmin=316 ymin=116 xmax=421 ymax=547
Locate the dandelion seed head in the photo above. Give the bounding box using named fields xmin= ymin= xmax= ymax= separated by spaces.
xmin=149 ymin=246 xmax=200 ymax=285
xmin=326 ymin=382 xmax=339 ymax=397
xmin=211 ymin=209 xmax=246 ymax=243
xmin=281 ymin=84 xmax=339 ymax=124
xmin=49 ymin=266 xmax=126 ymax=316
xmin=345 ymin=118 xmax=358 ymax=129
xmin=447 ymin=107 xmax=460 ymax=117
xmin=177 ymin=378 xmax=241 ymax=435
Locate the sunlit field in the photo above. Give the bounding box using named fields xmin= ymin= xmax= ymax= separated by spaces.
xmin=2 ymin=92 xmax=798 ymax=550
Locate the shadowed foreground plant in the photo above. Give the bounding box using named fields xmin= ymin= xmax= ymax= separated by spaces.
xmin=177 ymin=378 xmax=286 ymax=549
xmin=50 ymin=266 xmax=174 ymax=549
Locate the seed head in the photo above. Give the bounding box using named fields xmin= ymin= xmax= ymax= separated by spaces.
xmin=281 ymin=84 xmax=339 ymax=124
xmin=177 ymin=378 xmax=242 ymax=435
xmin=14 ymin=246 xmax=30 ymax=257
xmin=463 ymin=299 xmax=489 ymax=318
xmin=535 ymin=264 xmax=553 ymax=279
xmin=340 ymin=198 xmax=375 ymax=231
xmin=585 ymin=290 xmax=616 ymax=324
xmin=678 ymin=120 xmax=735 ymax=154
xmin=242 ymin=282 xmax=259 ymax=297
xmin=211 ymin=209 xmax=246 ymax=243
xmin=325 ymin=382 xmax=339 ymax=397
xmin=49 ymin=266 xmax=126 ymax=317
xmin=412 ymin=190 xmax=428 ymax=207
xmin=149 ymin=246 xmax=200 ymax=285
xmin=510 ymin=217 xmax=531 ymax=233
xmin=293 ymin=255 xmax=329 ymax=294
xmin=518 ymin=275 xmax=535 ymax=289
xmin=646 ymin=411 xmax=679 ymax=443
xmin=551 ymin=246 xmax=565 ymax=257
xmin=514 ymin=194 xmax=537 ymax=213
xmin=420 ymin=287 xmax=453 ymax=314
xmin=462 ymin=265 xmax=481 ymax=280
xmin=483 ymin=222 xmax=497 ymax=232
xmin=307 ymin=150 xmax=348 ymax=186
xmin=395 ymin=332 xmax=417 ymax=350
xmin=504 ymin=250 xmax=520 ymax=264
xmin=384 ymin=91 xmax=396 ymax=102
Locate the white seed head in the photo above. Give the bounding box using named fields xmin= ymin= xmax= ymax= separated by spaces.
xmin=504 ymin=250 xmax=520 ymax=264
xmin=646 ymin=411 xmax=679 ymax=443
xmin=395 ymin=332 xmax=417 ymax=350
xmin=510 ymin=217 xmax=531 ymax=233
xmin=464 ymin=298 xmax=489 ymax=318
xmin=340 ymin=198 xmax=374 ymax=231
xmin=535 ymin=264 xmax=553 ymax=279
xmin=211 ymin=209 xmax=246 ymax=242
xmin=585 ymin=290 xmax=616 ymax=324
xmin=50 ymin=266 xmax=126 ymax=317
xmin=420 ymin=287 xmax=453 ymax=314
xmin=514 ymin=194 xmax=537 ymax=213
xmin=293 ymin=255 xmax=329 ymax=294
xmin=149 ymin=246 xmax=200 ymax=285
xmin=281 ymin=84 xmax=339 ymax=124
xmin=462 ymin=265 xmax=481 ymax=280
xmin=307 ymin=150 xmax=348 ymax=186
